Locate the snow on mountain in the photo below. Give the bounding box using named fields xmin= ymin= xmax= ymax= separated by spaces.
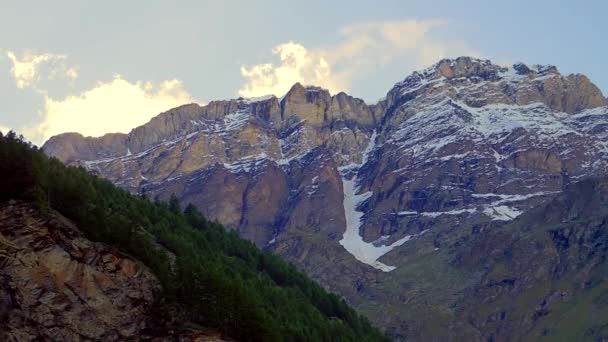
xmin=338 ymin=131 xmax=423 ymax=272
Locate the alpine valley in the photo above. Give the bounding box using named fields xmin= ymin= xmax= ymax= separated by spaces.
xmin=43 ymin=57 xmax=608 ymax=340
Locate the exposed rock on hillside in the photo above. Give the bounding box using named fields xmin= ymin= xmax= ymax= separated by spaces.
xmin=0 ymin=201 xmax=225 ymax=341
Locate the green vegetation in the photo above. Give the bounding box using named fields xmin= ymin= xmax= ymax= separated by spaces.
xmin=0 ymin=131 xmax=390 ymax=342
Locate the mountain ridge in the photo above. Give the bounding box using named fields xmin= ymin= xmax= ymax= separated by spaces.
xmin=41 ymin=56 xmax=608 ymax=340
xmin=43 ymin=56 xmax=607 ymax=158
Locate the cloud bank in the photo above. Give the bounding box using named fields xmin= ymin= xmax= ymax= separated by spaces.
xmin=26 ymin=76 xmax=194 ymax=145
xmin=4 ymin=50 xmax=195 ymax=145
xmin=239 ymin=42 xmax=340 ymax=97
xmin=239 ymin=19 xmax=479 ymax=98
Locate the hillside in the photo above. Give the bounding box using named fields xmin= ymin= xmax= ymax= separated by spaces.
xmin=0 ymin=131 xmax=390 ymax=341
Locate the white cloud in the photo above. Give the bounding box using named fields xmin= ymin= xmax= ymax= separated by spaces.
xmin=6 ymin=51 xmax=77 ymax=89
xmin=239 ymin=19 xmax=480 ymax=98
xmin=0 ymin=125 xmax=11 ymax=135
xmin=26 ymin=76 xmax=195 ymax=145
xmin=65 ymin=67 xmax=79 ymax=81
xmin=239 ymin=42 xmax=341 ymax=97
xmin=4 ymin=50 xmax=195 ymax=145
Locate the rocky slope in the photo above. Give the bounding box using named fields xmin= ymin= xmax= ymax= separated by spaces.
xmin=43 ymin=57 xmax=608 ymax=339
xmin=0 ymin=201 xmax=225 ymax=341
xmin=452 ymin=177 xmax=608 ymax=341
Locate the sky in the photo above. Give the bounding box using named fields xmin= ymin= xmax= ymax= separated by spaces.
xmin=1 ymin=0 xmax=607 ymax=145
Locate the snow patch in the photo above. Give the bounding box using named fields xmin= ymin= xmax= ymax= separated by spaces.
xmin=482 ymin=205 xmax=521 ymax=221
xmin=339 ymin=131 xmax=418 ymax=272
xmin=396 ymin=191 xmax=559 ymax=221
xmin=471 ymin=191 xmax=559 ymax=204
xmin=341 ymin=177 xmax=415 ymax=272
xmin=222 ymin=153 xmax=268 ymax=173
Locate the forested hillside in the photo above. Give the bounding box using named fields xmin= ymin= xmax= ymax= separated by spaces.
xmin=0 ymin=131 xmax=389 ymax=342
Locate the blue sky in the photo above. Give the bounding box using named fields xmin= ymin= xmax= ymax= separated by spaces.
xmin=1 ymin=0 xmax=606 ymax=144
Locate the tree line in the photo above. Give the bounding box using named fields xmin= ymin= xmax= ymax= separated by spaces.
xmin=0 ymin=131 xmax=390 ymax=341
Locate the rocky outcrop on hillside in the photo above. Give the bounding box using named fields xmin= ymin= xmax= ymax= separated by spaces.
xmin=42 ymin=56 xmax=608 ymax=340
xmin=0 ymin=201 xmax=225 ymax=341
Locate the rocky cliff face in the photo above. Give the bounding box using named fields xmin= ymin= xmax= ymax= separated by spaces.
xmin=43 ymin=56 xmax=608 ymax=339
xmin=0 ymin=201 xmax=225 ymax=341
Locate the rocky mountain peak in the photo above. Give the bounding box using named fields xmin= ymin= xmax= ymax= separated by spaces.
xmin=423 ymin=57 xmax=559 ymax=81
xmin=386 ymin=56 xmax=606 ymax=115
xmin=281 ymin=83 xmax=332 ymax=125
xmin=432 ymin=56 xmax=503 ymax=80
xmin=279 ymin=83 xmax=376 ymax=127
xmin=512 ymin=61 xmax=558 ymax=76
xmin=330 ymin=91 xmax=376 ymax=127
xmin=394 ymin=57 xmax=559 ymax=90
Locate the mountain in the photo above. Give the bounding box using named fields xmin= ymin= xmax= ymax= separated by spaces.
xmin=43 ymin=57 xmax=608 ymax=339
xmin=0 ymin=134 xmax=389 ymax=341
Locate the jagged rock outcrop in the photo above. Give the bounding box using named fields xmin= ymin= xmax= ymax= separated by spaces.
xmin=282 ymin=83 xmax=331 ymax=125
xmin=280 ymin=83 xmax=376 ymax=127
xmin=0 ymin=201 xmax=225 ymax=341
xmin=42 ymin=56 xmax=608 ymax=340
xmin=331 ymin=91 xmax=376 ymax=127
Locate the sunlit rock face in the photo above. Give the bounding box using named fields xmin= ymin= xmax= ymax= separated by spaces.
xmin=44 ymin=57 xmax=608 ymax=340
